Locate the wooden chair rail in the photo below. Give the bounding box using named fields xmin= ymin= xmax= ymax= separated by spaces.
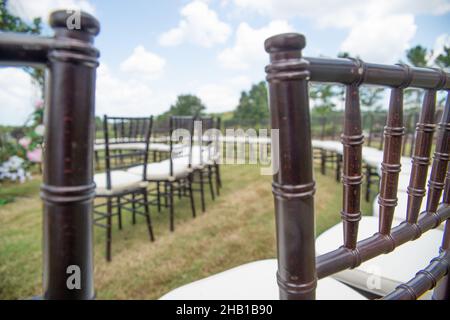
xmin=265 ymin=32 xmax=450 ymax=300
xmin=0 ymin=10 xmax=100 ymax=299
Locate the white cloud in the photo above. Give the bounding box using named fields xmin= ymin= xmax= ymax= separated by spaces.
xmin=232 ymin=0 xmax=450 ymax=28
xmin=159 ymin=0 xmax=231 ymax=47
xmin=340 ymin=14 xmax=417 ymax=63
xmin=430 ymin=33 xmax=450 ymax=65
xmin=0 ymin=68 xmax=37 ymax=126
xmin=120 ymin=46 xmax=166 ymax=80
xmin=218 ymin=20 xmax=294 ymax=70
xmin=195 ymin=76 xmax=252 ymax=113
xmin=96 ymin=64 xmax=175 ymax=118
xmin=7 ymin=0 xmax=95 ymax=21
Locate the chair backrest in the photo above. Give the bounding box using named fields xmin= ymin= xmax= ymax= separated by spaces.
xmin=0 ymin=10 xmax=100 ymax=299
xmin=169 ymin=115 xmax=194 ymax=175
xmin=102 ymin=115 xmax=153 ymax=187
xmin=264 ymin=33 xmax=450 ymax=300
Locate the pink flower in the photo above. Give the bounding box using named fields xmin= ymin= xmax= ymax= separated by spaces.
xmin=35 ymin=100 xmax=44 ymax=110
xmin=19 ymin=137 xmax=31 ymax=149
xmin=27 ymin=147 xmax=42 ymax=163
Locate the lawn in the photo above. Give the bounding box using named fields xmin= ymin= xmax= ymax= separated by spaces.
xmin=0 ymin=163 xmax=373 ymax=299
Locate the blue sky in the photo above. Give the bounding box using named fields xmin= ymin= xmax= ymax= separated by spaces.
xmin=1 ymin=0 xmax=450 ymax=125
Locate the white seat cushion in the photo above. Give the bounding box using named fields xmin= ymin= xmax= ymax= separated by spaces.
xmin=312 ymin=140 xmax=343 ymax=154
xmin=127 ymin=159 xmax=190 ymax=180
xmin=95 ymin=170 xmax=146 ymax=196
xmin=149 ymin=143 xmax=170 ymax=152
xmin=315 ymin=216 xmax=443 ymax=297
xmin=94 ymin=142 xmax=146 ymax=151
xmin=159 ymin=259 xmax=366 ymax=300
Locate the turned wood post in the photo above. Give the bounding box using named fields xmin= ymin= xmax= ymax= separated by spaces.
xmin=41 ymin=11 xmax=100 ymax=299
xmin=265 ymin=33 xmax=317 ymax=300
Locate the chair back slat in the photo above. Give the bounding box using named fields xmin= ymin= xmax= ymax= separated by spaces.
xmin=102 ymin=115 xmax=153 ymax=188
xmin=378 ymin=88 xmax=404 ymax=234
xmin=170 ymin=115 xmax=194 ymax=176
xmin=406 ymin=90 xmax=437 ymax=223
xmin=426 ymin=93 xmax=450 ymax=213
xmin=341 ymin=83 xmax=364 ymax=249
xmin=265 ymin=33 xmax=317 ymax=300
xmin=265 ymin=32 xmax=450 ymax=300
xmin=444 ymin=164 xmax=450 ymax=204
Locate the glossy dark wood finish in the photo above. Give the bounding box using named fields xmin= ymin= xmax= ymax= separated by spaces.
xmin=406 ymin=90 xmax=438 ymax=223
xmin=341 ymin=83 xmax=364 ymax=248
xmin=266 ymin=32 xmax=450 ymax=300
xmin=304 ymin=57 xmax=450 ymax=90
xmin=426 ymin=93 xmax=450 ymax=213
xmin=42 ymin=11 xmax=100 ymax=299
xmin=378 ymin=88 xmax=404 ymax=234
xmin=383 ymin=250 xmax=450 ymax=300
xmin=265 ymin=33 xmax=317 ymax=300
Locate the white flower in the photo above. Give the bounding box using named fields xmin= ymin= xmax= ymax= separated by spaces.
xmin=34 ymin=124 xmax=45 ymax=136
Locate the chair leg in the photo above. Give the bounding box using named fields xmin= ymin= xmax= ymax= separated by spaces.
xmin=178 ymin=181 xmax=182 ymax=199
xmin=199 ymin=169 xmax=206 ymax=212
xmin=208 ymin=166 xmax=215 ymax=200
xmin=366 ymin=166 xmax=371 ymax=202
xmin=188 ymin=175 xmax=196 ymax=218
xmin=142 ymin=190 xmax=154 ymax=241
xmin=131 ymin=193 xmax=136 ymax=225
xmin=336 ymin=154 xmax=342 ymax=182
xmin=164 ymin=182 xmax=168 ymax=208
xmin=106 ymin=198 xmax=113 ymax=262
xmin=169 ymin=182 xmax=175 ymax=232
xmin=117 ymin=196 xmax=122 ymax=230
xmin=156 ymin=181 xmax=161 ymax=213
xmin=215 ymin=163 xmax=222 ymax=189
xmin=214 ymin=163 xmax=220 ymax=196
xmin=320 ymin=149 xmax=326 ymax=175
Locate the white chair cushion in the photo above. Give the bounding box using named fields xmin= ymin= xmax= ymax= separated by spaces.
xmin=127 ymin=159 xmax=190 ymax=180
xmin=94 ymin=142 xmax=146 ymax=151
xmin=159 ymin=259 xmax=366 ymax=300
xmin=149 ymin=143 xmax=170 ymax=152
xmin=312 ymin=140 xmax=343 ymax=154
xmin=95 ymin=170 xmax=146 ymax=196
xmin=315 ymin=216 xmax=443 ymax=297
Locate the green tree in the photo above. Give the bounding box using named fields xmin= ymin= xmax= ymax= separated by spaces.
xmin=403 ymin=45 xmax=430 ymax=111
xmin=435 ymin=46 xmax=450 ymax=69
xmin=0 ymin=0 xmax=44 ymax=93
xmin=309 ymin=84 xmax=338 ymax=116
xmin=159 ymin=94 xmax=206 ymax=120
xmin=406 ymin=45 xmax=428 ymax=67
xmin=232 ymin=81 xmax=269 ymax=127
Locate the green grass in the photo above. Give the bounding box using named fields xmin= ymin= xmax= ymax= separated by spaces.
xmin=0 ymin=163 xmax=373 ymax=299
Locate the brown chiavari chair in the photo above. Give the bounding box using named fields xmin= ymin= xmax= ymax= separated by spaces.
xmin=128 ymin=115 xmax=196 ymax=231
xmin=312 ymin=113 xmax=343 ymax=182
xmin=189 ymin=116 xmax=218 ymax=212
xmin=93 ymin=115 xmax=154 ymax=261
xmin=150 ymin=118 xmax=171 ymax=162
xmin=265 ymin=33 xmax=450 ymax=300
xmin=0 ymin=10 xmax=99 ymax=298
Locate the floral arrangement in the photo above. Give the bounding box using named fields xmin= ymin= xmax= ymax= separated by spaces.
xmin=0 ymin=100 xmax=44 ymax=184
xmin=0 ymin=155 xmax=31 ymax=183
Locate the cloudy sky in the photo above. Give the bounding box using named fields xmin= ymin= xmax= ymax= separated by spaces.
xmin=1 ymin=0 xmax=450 ymax=125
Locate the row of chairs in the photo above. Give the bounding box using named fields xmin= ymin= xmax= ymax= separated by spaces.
xmin=93 ymin=115 xmax=222 ymax=261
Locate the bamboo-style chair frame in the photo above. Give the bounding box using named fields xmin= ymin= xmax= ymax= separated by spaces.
xmin=191 ymin=116 xmax=218 ymax=212
xmin=146 ymin=115 xmax=196 ymax=231
xmin=265 ymin=33 xmax=450 ymax=300
xmin=0 ymin=11 xmax=100 ymax=299
xmin=93 ymin=115 xmax=154 ymax=261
